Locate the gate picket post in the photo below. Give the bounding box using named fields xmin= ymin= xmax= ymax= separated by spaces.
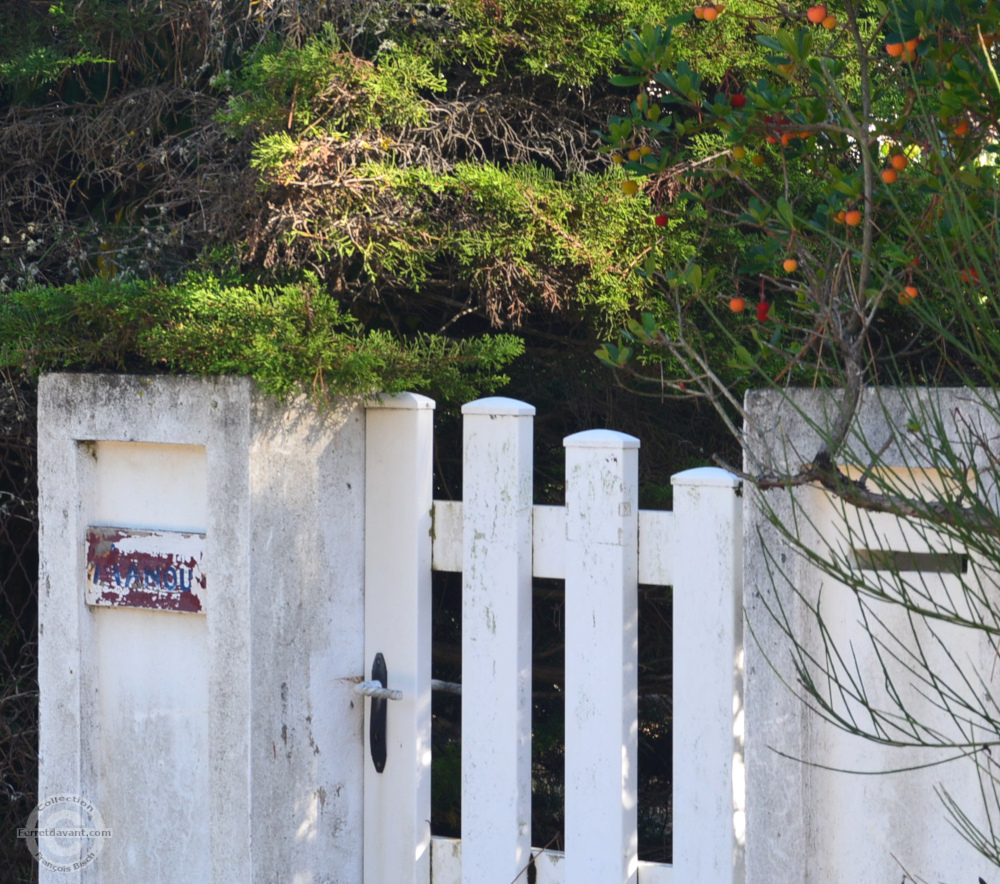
xmin=461 ymin=397 xmax=535 ymax=884
xmin=364 ymin=393 xmax=435 ymax=884
xmin=564 ymin=429 xmax=640 ymax=884
xmin=671 ymin=467 xmax=744 ymax=884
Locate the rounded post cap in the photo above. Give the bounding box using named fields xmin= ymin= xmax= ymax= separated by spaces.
xmin=462 ymin=397 xmax=536 ymax=416
xmin=563 ymin=429 xmax=640 ymax=449
xmin=671 ymin=466 xmax=741 ymax=487
xmin=365 ymin=391 xmax=436 ymax=411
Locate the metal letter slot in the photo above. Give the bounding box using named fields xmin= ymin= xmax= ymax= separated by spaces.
xmin=354 ymin=653 xmax=400 ymax=772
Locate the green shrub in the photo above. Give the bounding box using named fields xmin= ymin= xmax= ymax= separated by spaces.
xmin=0 ymin=275 xmax=523 ymax=404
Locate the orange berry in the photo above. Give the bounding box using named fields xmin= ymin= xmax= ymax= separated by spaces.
xmin=781 ymin=132 xmax=793 ymax=146
xmin=898 ymin=285 xmax=918 ymax=305
xmin=845 ymin=209 xmax=862 ymax=226
xmin=751 ymin=153 xmax=765 ymax=166
xmin=904 ymin=37 xmax=919 ymax=51
xmin=766 ymin=134 xmax=779 ymax=145
xmin=783 ymin=258 xmax=798 ymax=273
xmin=694 ymin=5 xmax=705 ymax=17
xmin=890 ymin=154 xmax=908 ymax=171
xmin=901 ymin=46 xmax=916 ymax=62
xmin=702 ymin=5 xmax=718 ymax=20
xmin=822 ymin=14 xmax=837 ymax=29
xmin=886 ymin=42 xmax=904 ymax=57
xmin=834 ymin=209 xmax=847 ymax=224
xmin=954 ymin=119 xmax=970 ymax=137
xmin=881 ymin=168 xmax=898 ymax=184
xmin=807 ymin=5 xmax=827 ymax=24
xmin=729 ymin=297 xmax=746 ymax=313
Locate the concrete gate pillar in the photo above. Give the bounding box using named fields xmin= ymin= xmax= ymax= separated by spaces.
xmin=37 ymin=374 xmax=366 ymax=883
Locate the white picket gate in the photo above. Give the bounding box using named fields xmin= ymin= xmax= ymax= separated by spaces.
xmin=361 ymin=395 xmax=745 ymax=884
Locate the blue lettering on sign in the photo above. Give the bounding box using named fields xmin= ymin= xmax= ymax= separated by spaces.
xmin=92 ymin=558 xmax=194 ymax=593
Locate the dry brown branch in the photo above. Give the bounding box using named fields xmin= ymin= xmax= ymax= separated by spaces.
xmin=716 ymin=451 xmax=1000 ymax=537
xmin=0 ymin=85 xmax=254 ymax=287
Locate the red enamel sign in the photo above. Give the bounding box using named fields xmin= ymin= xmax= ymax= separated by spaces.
xmin=85 ymin=527 xmax=206 ymax=613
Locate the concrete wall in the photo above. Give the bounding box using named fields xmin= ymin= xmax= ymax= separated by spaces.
xmin=743 ymin=388 xmax=1000 ymax=884
xmin=38 ymin=374 xmax=365 ymax=883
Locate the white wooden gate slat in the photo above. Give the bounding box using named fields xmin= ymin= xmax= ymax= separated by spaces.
xmin=672 ymin=468 xmax=745 ymax=884
xmin=461 ymin=398 xmax=535 ymax=884
xmin=564 ymin=429 xmax=641 ymax=884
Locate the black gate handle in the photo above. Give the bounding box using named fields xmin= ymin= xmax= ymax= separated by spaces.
xmin=352 ymin=653 xmax=402 ymax=773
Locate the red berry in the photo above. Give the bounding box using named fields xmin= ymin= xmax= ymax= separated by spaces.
xmin=730 ymin=93 xmax=747 ymax=109
xmin=757 ymin=301 xmax=771 ymax=321
xmin=807 ymin=5 xmax=827 ymax=24
xmin=654 ymin=214 xmax=668 ymax=227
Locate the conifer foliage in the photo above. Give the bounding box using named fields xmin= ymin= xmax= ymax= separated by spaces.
xmin=0 ymin=0 xmax=726 ymax=402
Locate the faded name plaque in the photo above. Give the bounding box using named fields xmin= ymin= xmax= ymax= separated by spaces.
xmin=85 ymin=527 xmax=205 ymax=613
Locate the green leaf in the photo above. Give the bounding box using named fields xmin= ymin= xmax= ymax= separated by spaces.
xmin=687 ymin=263 xmax=703 ymax=289
xmin=776 ymin=197 xmax=795 ymax=229
xmin=733 ymin=344 xmax=755 ymax=368
xmin=609 ymin=75 xmax=647 ymax=87
xmin=756 ymin=35 xmax=784 ymax=52
xmin=796 ymin=28 xmax=813 ymax=59
xmin=957 ymin=170 xmax=982 ymax=189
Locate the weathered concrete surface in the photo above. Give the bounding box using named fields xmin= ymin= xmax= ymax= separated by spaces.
xmin=38 ymin=374 xmax=365 ymax=883
xmin=743 ymin=388 xmax=1000 ymax=884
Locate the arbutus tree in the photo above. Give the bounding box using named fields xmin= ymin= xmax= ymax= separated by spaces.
xmin=597 ymin=0 xmax=1000 ymax=870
